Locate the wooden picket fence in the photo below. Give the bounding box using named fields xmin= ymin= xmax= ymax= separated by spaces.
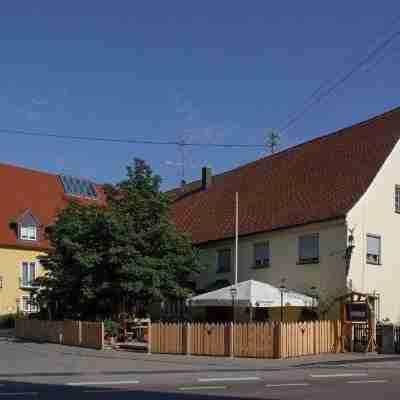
xmin=151 ymin=320 xmax=342 ymax=359
xmin=279 ymin=320 xmax=342 ymax=358
xmin=15 ymin=319 xmax=104 ymax=350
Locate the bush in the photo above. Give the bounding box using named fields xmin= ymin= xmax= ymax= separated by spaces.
xmin=104 ymin=319 xmax=120 ymax=337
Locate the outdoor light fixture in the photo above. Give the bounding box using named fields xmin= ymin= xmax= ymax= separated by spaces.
xmin=310 ymin=286 xmax=318 ymax=309
xmin=279 ymin=278 xmax=287 ymax=322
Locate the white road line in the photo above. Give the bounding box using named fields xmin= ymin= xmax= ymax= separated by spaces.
xmin=348 ymin=380 xmax=388 ymax=384
xmin=67 ymin=380 xmax=140 ymax=386
xmin=266 ymin=383 xmax=310 ymax=388
xmin=0 ymin=393 xmax=38 ymax=397
xmin=310 ymin=373 xmax=368 ymax=378
xmin=179 ymin=386 xmax=227 ymax=391
xmin=198 ymin=377 xmax=260 ymax=382
xmin=83 ymin=390 xmax=119 ymax=393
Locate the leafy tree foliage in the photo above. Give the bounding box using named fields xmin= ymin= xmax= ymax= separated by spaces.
xmin=37 ymin=159 xmax=202 ymax=320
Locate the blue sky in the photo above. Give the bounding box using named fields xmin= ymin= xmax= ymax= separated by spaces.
xmin=1 ymin=1 xmax=399 ymax=189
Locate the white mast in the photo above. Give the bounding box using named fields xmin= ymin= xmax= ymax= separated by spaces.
xmin=235 ymin=192 xmax=239 ymax=285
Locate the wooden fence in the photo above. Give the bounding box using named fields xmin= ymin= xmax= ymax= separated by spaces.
xmin=279 ymin=320 xmax=342 ymax=358
xmin=81 ymin=321 xmax=105 ymax=349
xmin=151 ymin=320 xmax=342 ymax=359
xmin=15 ymin=319 xmax=104 ymax=350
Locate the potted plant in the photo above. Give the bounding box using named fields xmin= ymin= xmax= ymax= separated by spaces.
xmin=104 ymin=319 xmax=120 ymax=346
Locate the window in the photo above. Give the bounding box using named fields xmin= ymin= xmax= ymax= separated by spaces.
xmin=21 ymin=296 xmax=39 ymax=313
xmin=253 ymin=242 xmax=270 ymax=268
xmin=20 ymin=225 xmax=37 ymax=241
xmin=21 ymin=262 xmax=38 ymax=288
xmin=298 ymin=234 xmax=319 ymax=264
xmin=395 ymin=186 xmax=400 ymax=213
xmin=217 ymin=249 xmax=231 ymax=273
xmin=367 ymin=234 xmax=381 ymax=265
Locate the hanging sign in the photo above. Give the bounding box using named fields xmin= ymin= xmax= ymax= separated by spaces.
xmin=346 ymin=302 xmax=369 ymax=322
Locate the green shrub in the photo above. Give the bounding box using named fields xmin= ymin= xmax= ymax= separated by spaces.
xmin=104 ymin=319 xmax=120 ymax=337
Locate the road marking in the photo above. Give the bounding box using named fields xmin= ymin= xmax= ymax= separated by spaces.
xmin=348 ymin=380 xmax=388 ymax=384
xmin=67 ymin=380 xmax=140 ymax=386
xmin=310 ymin=373 xmax=368 ymax=378
xmin=83 ymin=390 xmax=119 ymax=393
xmin=0 ymin=393 xmax=38 ymax=397
xmin=266 ymin=383 xmax=310 ymax=388
xmin=198 ymin=377 xmax=260 ymax=382
xmin=179 ymin=386 xmax=227 ymax=391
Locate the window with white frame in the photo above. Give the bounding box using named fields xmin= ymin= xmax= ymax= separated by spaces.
xmin=254 ymin=242 xmax=270 ymax=268
xmin=21 ymin=262 xmax=38 ymax=287
xmin=395 ymin=186 xmax=400 ymax=213
xmin=20 ymin=225 xmax=37 ymax=241
xmin=21 ymin=295 xmax=39 ymax=313
xmin=217 ymin=248 xmax=231 ymax=273
xmin=367 ymin=234 xmax=381 ymax=265
xmin=298 ymin=234 xmax=319 ymax=264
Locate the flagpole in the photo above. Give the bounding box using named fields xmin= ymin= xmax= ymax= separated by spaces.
xmin=230 ymin=192 xmax=239 ymax=358
xmin=235 ymin=191 xmax=238 ymax=286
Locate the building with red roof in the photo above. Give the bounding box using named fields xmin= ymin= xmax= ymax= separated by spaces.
xmin=171 ymin=107 xmax=400 ymax=323
xmin=0 ymin=164 xmax=104 ymax=316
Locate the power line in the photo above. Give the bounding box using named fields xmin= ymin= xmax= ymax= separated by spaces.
xmin=278 ymin=28 xmax=400 ymax=133
xmin=0 ymin=127 xmax=266 ymax=149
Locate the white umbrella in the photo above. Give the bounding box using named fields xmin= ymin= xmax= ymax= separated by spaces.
xmin=188 ymin=280 xmax=315 ymax=308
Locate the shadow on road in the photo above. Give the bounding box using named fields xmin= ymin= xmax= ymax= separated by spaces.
xmin=0 ymin=329 xmax=15 ymax=338
xmin=0 ymin=380 xmax=275 ymax=399
xmin=296 ymin=355 xmax=400 ymax=368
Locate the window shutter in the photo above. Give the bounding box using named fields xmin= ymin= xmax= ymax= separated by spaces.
xmin=22 ymin=262 xmax=29 ymax=287
xmin=367 ymin=235 xmax=380 ymax=255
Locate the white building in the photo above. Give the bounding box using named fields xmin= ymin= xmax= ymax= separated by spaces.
xmin=171 ymin=107 xmax=400 ymax=323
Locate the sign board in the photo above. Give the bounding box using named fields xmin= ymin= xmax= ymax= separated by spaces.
xmin=346 ymin=302 xmax=369 ymax=322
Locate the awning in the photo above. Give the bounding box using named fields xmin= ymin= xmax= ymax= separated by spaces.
xmin=187 ymin=280 xmax=316 ymax=308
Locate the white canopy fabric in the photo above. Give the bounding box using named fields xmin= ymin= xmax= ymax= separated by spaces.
xmin=188 ymin=280 xmax=316 ymax=308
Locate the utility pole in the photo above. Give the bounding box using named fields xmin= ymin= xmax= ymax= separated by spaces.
xmin=266 ymin=131 xmax=281 ymax=154
xmin=178 ymin=139 xmax=186 ymax=185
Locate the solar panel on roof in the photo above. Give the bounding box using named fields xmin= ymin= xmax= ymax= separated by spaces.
xmin=59 ymin=175 xmax=98 ymax=199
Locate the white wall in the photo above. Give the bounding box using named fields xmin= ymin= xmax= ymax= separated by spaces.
xmin=197 ymin=219 xmax=347 ymax=311
xmin=347 ymin=139 xmax=400 ymax=323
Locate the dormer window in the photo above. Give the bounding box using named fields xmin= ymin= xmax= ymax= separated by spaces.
xmin=20 ymin=225 xmax=37 ymax=241
xmin=16 ymin=210 xmax=39 ymax=242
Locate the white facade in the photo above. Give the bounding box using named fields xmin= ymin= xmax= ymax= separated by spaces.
xmin=347 ymin=139 xmax=400 ymax=324
xmin=194 ymin=140 xmax=400 ymax=323
xmin=197 ymin=219 xmax=347 ymax=318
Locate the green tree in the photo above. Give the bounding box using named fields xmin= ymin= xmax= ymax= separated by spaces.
xmin=37 ymin=159 xmax=202 ymax=320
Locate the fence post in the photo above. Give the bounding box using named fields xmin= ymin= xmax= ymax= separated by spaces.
xmin=273 ymin=322 xmax=282 ymax=359
xmin=230 ymin=322 xmax=234 ymax=358
xmin=313 ymin=321 xmax=317 ymax=355
xmin=147 ymin=321 xmax=152 ymax=355
xmin=58 ymin=322 xmax=63 ymax=345
xmin=100 ymin=322 xmax=104 ymax=350
xmin=78 ymin=321 xmax=82 ymax=346
xmin=186 ymin=323 xmax=191 ymax=356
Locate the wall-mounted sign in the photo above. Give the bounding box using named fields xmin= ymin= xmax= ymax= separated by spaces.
xmin=346 ymin=302 xmax=369 ymax=322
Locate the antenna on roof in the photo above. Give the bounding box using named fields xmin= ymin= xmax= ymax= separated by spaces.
xmin=178 ymin=139 xmax=186 ymax=184
xmin=266 ymin=130 xmax=281 ymax=154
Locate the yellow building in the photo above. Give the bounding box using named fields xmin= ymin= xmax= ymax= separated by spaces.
xmin=0 ymin=163 xmax=103 ymax=316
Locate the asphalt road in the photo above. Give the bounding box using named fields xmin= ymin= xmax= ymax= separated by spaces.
xmin=2 ymin=329 xmax=400 ymax=399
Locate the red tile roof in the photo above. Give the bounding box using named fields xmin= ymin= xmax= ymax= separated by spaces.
xmin=0 ymin=163 xmax=105 ymax=249
xmin=171 ymin=107 xmax=400 ymax=245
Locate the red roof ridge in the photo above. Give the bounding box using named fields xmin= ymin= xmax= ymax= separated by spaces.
xmin=170 ymin=105 xmax=400 ymax=194
xmin=171 ymin=105 xmax=400 ymax=244
xmin=0 ymin=161 xmax=59 ymax=179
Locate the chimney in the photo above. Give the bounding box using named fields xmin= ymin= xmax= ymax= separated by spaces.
xmin=202 ymin=167 xmax=212 ymax=189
